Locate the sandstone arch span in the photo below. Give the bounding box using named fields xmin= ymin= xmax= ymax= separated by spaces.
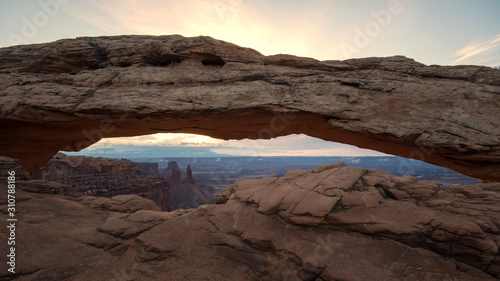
xmin=0 ymin=35 xmax=499 ymax=181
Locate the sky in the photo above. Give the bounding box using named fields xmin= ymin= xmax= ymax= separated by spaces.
xmin=1 ymin=0 xmax=499 ymax=158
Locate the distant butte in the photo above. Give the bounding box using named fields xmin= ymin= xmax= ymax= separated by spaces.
xmin=0 ymin=35 xmax=499 ymax=181
xmin=163 ymin=161 xmax=212 ymax=210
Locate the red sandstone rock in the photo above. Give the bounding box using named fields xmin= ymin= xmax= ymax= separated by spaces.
xmin=217 ymin=162 xmax=500 ymax=277
xmin=1 ymin=159 xmax=498 ymax=280
xmin=32 ymin=153 xmax=170 ymax=211
xmin=0 ymin=35 xmax=498 ymax=181
xmin=163 ymin=161 xmax=212 ymax=210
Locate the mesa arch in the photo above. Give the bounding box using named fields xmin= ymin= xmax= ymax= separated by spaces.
xmin=0 ymin=35 xmax=499 ymax=181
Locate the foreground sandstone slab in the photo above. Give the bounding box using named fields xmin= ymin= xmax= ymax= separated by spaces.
xmin=0 ymin=35 xmax=499 ymax=180
xmin=1 ymin=160 xmax=499 ymax=280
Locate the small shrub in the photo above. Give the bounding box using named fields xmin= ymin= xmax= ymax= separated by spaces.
xmin=87 ymin=39 xmax=108 ymax=61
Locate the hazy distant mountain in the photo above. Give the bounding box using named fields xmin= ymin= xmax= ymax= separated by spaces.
xmin=131 ymin=156 xmax=481 ymax=190
xmin=64 ymin=144 xmax=229 ymax=158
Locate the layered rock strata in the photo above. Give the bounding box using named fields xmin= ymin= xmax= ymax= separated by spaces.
xmin=0 ymin=35 xmax=499 ymax=181
xmin=31 ymin=153 xmax=170 ymax=211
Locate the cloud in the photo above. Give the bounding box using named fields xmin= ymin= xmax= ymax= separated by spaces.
xmin=209 ymin=134 xmax=386 ymax=156
xmin=101 ymin=133 xmax=222 ymax=147
xmin=61 ymin=0 xmax=332 ymax=59
xmin=453 ymin=34 xmax=500 ymax=65
xmin=81 ymin=133 xmax=387 ymax=157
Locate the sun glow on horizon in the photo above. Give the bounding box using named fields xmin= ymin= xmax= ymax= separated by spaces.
xmin=69 ymin=133 xmax=389 ymax=157
xmin=100 ymin=133 xmax=223 ymax=147
xmin=2 ymin=1 xmax=500 ymax=67
xmin=60 ymin=0 xmax=320 ymax=59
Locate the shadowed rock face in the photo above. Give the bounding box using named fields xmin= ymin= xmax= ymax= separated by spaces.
xmin=163 ymin=161 xmax=182 ymax=185
xmin=163 ymin=161 xmax=213 ymax=210
xmin=135 ymin=162 xmax=161 ymax=177
xmin=0 ymin=35 xmax=499 ymax=180
xmin=1 ymin=157 xmax=499 ymax=280
xmin=31 ymin=153 xmax=170 ymax=211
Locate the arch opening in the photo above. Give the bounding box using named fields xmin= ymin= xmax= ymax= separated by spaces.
xmin=29 ymin=132 xmax=480 ymax=212
xmin=1 ymin=107 xmax=498 ymax=183
xmin=60 ymin=133 xmax=480 ymax=187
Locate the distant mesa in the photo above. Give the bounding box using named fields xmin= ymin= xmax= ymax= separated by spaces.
xmin=135 ymin=162 xmax=161 ymax=177
xmin=32 ymin=153 xmax=171 ymax=211
xmin=32 ymin=154 xmax=213 ymax=211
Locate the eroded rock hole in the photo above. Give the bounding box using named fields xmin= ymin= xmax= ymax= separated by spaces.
xmin=142 ymin=53 xmax=184 ymax=67
xmin=187 ymin=52 xmax=226 ymax=67
xmin=118 ymin=61 xmax=132 ymax=67
xmin=201 ymin=56 xmax=225 ymax=67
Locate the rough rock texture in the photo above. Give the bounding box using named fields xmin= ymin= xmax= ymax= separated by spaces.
xmin=2 ymin=159 xmax=499 ymax=280
xmin=32 ymin=153 xmax=144 ymax=179
xmin=31 ymin=153 xmax=170 ymax=211
xmin=163 ymin=161 xmax=212 ymax=210
xmin=0 ymin=156 xmax=29 ymax=181
xmin=217 ymin=162 xmax=500 ymax=277
xmin=0 ymin=35 xmax=499 ymax=180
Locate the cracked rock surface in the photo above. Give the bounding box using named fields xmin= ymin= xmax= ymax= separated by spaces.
xmin=0 ymin=35 xmax=499 ymax=180
xmin=1 ymin=158 xmax=499 ymax=280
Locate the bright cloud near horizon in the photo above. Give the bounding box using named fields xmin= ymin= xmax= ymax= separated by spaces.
xmin=1 ymin=0 xmax=499 ymax=157
xmin=80 ymin=133 xmax=386 ymax=157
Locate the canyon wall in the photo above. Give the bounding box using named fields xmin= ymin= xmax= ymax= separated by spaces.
xmin=32 ymin=154 xmax=212 ymax=211
xmin=32 ymin=153 xmax=170 ymax=211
